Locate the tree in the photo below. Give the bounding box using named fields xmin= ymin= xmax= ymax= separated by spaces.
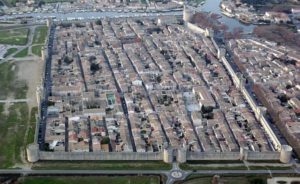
xmin=90 ymin=63 xmax=100 ymax=73
xmin=201 ymin=106 xmax=214 ymax=114
xmin=63 ymin=56 xmax=73 ymax=64
xmin=101 ymin=137 xmax=110 ymax=144
xmin=95 ymin=20 xmax=102 ymax=25
xmin=278 ymin=93 xmax=289 ymax=103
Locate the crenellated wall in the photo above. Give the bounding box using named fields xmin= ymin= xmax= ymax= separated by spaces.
xmin=39 ymin=151 xmax=163 ymax=161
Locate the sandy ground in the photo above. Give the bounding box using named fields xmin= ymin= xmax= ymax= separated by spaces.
xmin=12 ymin=59 xmax=43 ymax=168
xmin=16 ymin=59 xmax=43 ymax=110
xmin=0 ymin=25 xmax=44 ymax=168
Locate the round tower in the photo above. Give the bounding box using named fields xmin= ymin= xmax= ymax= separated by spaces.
xmin=46 ymin=18 xmax=51 ymax=27
xmin=27 ymin=143 xmax=39 ymax=162
xmin=279 ymin=145 xmax=292 ymax=163
xmin=177 ymin=147 xmax=187 ymax=163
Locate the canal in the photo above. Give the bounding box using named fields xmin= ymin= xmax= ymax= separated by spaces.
xmin=200 ymin=0 xmax=254 ymax=32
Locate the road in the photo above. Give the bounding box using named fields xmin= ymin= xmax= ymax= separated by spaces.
xmin=0 ymin=99 xmax=29 ymax=103
xmin=0 ymin=25 xmax=39 ymax=64
xmin=38 ymin=23 xmax=55 ymax=149
xmin=0 ymin=167 xmax=299 ymax=184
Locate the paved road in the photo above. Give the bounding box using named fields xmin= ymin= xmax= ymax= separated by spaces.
xmin=0 ymin=164 xmax=299 ymax=184
xmin=0 ymin=99 xmax=29 ymax=103
xmin=0 ymin=168 xmax=298 ymax=176
xmin=0 ymin=169 xmax=167 ymax=175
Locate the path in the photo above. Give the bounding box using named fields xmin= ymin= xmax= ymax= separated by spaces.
xmin=1 ymin=25 xmax=39 ymax=61
xmin=166 ymin=162 xmax=190 ymax=184
xmin=0 ymin=99 xmax=29 ymax=103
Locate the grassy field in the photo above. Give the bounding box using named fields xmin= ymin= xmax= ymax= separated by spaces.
xmin=32 ymin=26 xmax=48 ymax=45
xmin=21 ymin=176 xmax=160 ymax=184
xmin=14 ymin=47 xmax=29 ymax=58
xmin=14 ymin=80 xmax=28 ymax=99
xmin=0 ymin=102 xmax=29 ymax=168
xmin=0 ymin=62 xmax=28 ymax=99
xmin=181 ymin=175 xmax=268 ymax=184
xmin=0 ymin=28 xmax=29 ymax=45
xmin=32 ymin=45 xmax=43 ymax=56
xmin=180 ymin=163 xmax=247 ymax=170
xmin=0 ymin=62 xmax=14 ymax=99
xmin=248 ymin=165 xmax=292 ymax=170
xmin=182 ymin=160 xmax=243 ymax=164
xmin=32 ymin=160 xmax=172 ymax=170
xmin=4 ymin=48 xmax=18 ymax=58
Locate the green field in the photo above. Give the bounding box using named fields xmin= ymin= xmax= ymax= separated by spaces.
xmin=182 ymin=175 xmax=268 ymax=184
xmin=248 ymin=165 xmax=292 ymax=170
xmin=0 ymin=102 xmax=29 ymax=168
xmin=32 ymin=45 xmax=43 ymax=56
xmin=0 ymin=62 xmax=31 ymax=168
xmin=0 ymin=62 xmax=15 ymax=99
xmin=180 ymin=163 xmax=248 ymax=170
xmin=0 ymin=62 xmax=28 ymax=100
xmin=32 ymin=160 xmax=172 ymax=170
xmin=0 ymin=28 xmax=29 ymax=45
xmin=14 ymin=47 xmax=29 ymax=58
xmin=32 ymin=26 xmax=48 ymax=45
xmin=3 ymin=48 xmax=18 ymax=58
xmin=21 ymin=176 xmax=160 ymax=184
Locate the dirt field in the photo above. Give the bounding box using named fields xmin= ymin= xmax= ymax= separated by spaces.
xmin=16 ymin=59 xmax=43 ymax=110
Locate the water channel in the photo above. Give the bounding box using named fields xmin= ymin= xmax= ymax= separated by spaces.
xmin=0 ymin=0 xmax=255 ymax=32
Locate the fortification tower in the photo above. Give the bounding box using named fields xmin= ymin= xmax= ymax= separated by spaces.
xmin=177 ymin=147 xmax=187 ymax=163
xmin=163 ymin=148 xmax=173 ymax=163
xmin=27 ymin=143 xmax=39 ymax=162
xmin=280 ymin=145 xmax=292 ymax=163
xmin=183 ymin=5 xmax=194 ymax=23
xmin=46 ymin=18 xmax=51 ymax=27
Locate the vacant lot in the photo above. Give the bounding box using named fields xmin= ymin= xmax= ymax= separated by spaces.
xmin=0 ymin=28 xmax=29 ymax=45
xmin=0 ymin=102 xmax=29 ymax=168
xmin=21 ymin=176 xmax=160 ymax=184
xmin=16 ymin=59 xmax=43 ymax=109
